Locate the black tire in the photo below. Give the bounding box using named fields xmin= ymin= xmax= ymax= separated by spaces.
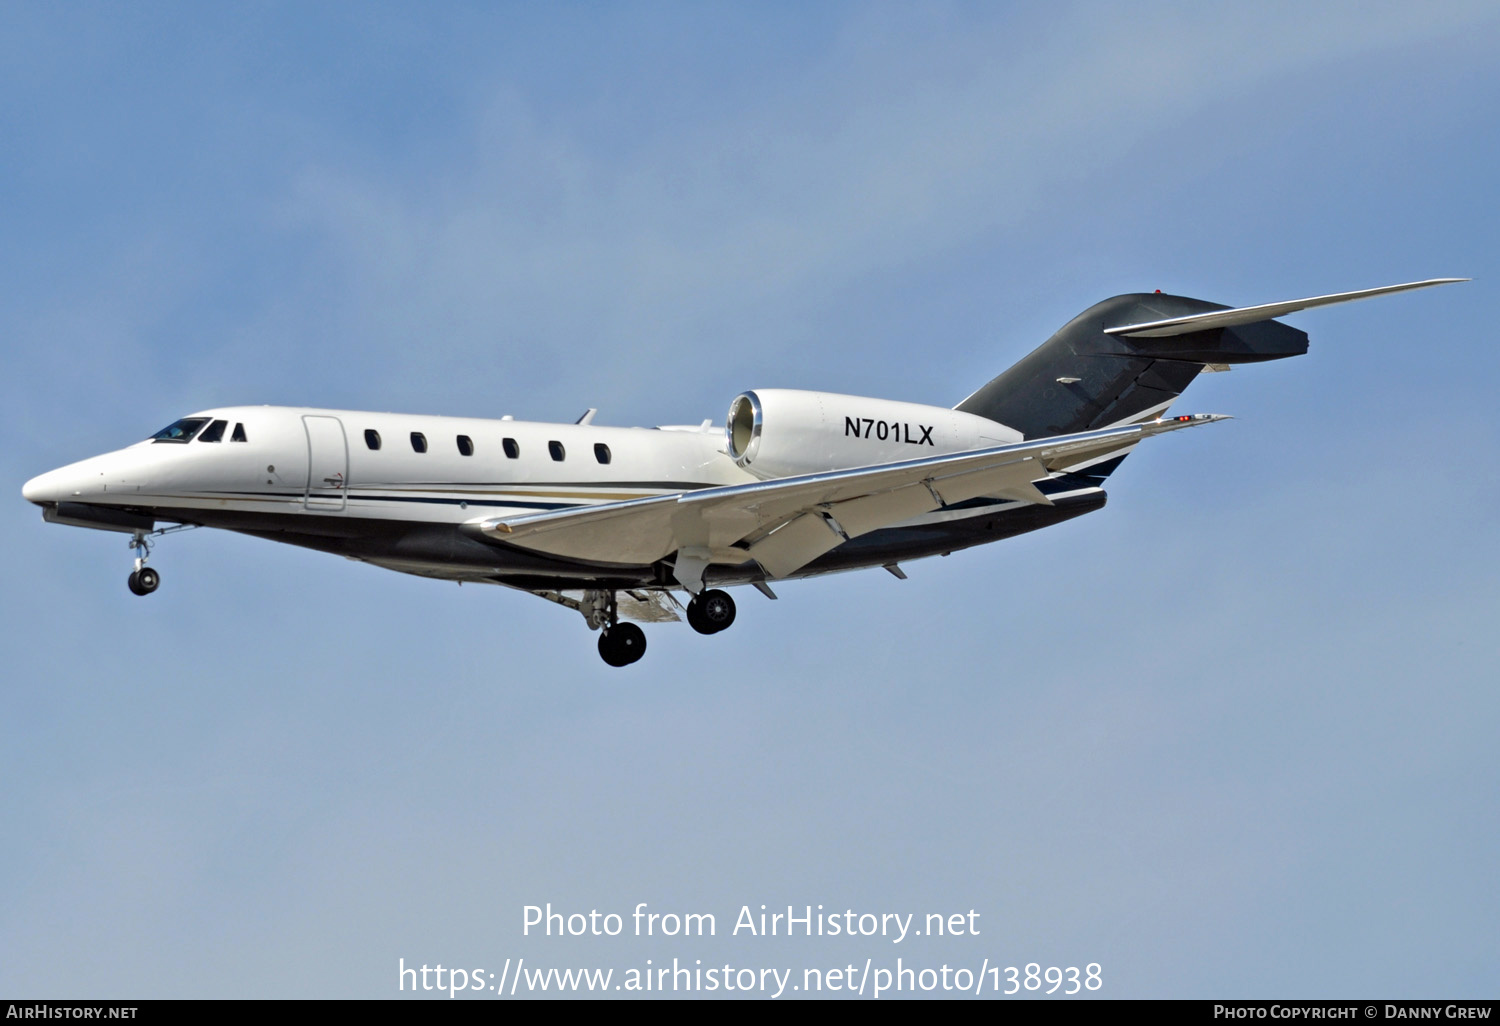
xmin=687 ymin=589 xmax=736 ymax=634
xmin=598 ymin=622 xmax=647 ymax=666
xmin=136 ymin=567 xmax=160 ymax=594
xmin=127 ymin=570 xmax=145 ymax=596
xmin=685 ymin=599 xmax=711 ymax=634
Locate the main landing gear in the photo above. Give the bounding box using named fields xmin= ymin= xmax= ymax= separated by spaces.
xmin=685 ymin=589 xmax=736 ymax=635
xmin=126 ymin=531 xmax=159 ymax=596
xmin=597 ymin=588 xmax=738 ymax=665
xmin=598 ymin=622 xmax=646 ymax=667
xmin=577 ymin=588 xmax=739 ymax=666
xmin=578 ymin=589 xmax=648 ymax=668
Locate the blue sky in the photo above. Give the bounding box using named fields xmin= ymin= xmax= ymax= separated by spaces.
xmin=3 ymin=1 xmax=1497 ymax=999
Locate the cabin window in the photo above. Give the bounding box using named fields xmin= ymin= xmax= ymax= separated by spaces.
xmin=231 ymin=422 xmax=248 ymax=442
xmin=364 ymin=429 xmax=381 ymax=450
xmin=150 ymin=417 xmax=209 ymax=443
xmin=197 ymin=419 xmax=228 ymax=443
xmin=503 ymin=438 xmax=520 ymax=459
xmin=411 ymin=432 xmax=428 ymax=453
xmin=548 ymin=440 xmax=565 ymax=461
xmin=594 ymin=443 xmax=611 ymax=465
xmin=457 ymin=435 xmax=474 ymax=456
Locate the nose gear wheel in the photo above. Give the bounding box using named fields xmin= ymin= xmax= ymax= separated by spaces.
xmin=126 ymin=531 xmax=160 ymax=597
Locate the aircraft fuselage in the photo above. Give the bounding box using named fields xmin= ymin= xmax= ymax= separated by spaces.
xmin=22 ymin=404 xmax=1101 ymax=592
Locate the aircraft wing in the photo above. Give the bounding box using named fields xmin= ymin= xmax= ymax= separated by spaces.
xmin=470 ymin=415 xmax=1228 ymax=584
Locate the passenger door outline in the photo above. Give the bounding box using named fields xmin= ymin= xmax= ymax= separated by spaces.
xmin=303 ymin=415 xmax=349 ymax=512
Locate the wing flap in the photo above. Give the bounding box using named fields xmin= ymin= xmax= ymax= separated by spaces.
xmin=747 ymin=456 xmax=1054 ymax=578
xmin=748 ymin=512 xmax=847 ymax=579
xmin=929 ymin=455 xmax=1053 ymax=506
xmin=821 ymin=481 xmax=940 ymax=538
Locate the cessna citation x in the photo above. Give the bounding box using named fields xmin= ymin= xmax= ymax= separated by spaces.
xmin=23 ymin=279 xmax=1463 ymax=665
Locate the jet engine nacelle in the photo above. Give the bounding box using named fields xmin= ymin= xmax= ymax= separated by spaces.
xmin=725 ymin=388 xmax=1023 ymax=479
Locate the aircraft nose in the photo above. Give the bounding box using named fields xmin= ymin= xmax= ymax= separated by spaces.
xmin=22 ymin=470 xmax=61 ymax=505
xmin=22 ymin=464 xmax=92 ymax=505
xmin=23 ymin=453 xmax=148 ymax=506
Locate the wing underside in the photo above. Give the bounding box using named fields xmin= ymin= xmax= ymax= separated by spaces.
xmin=468 ymin=415 xmax=1228 ymax=590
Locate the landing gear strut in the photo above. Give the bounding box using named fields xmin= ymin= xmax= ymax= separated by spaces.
xmin=126 ymin=531 xmax=159 ymax=596
xmin=582 ymin=589 xmax=647 ymax=667
xmin=686 ymin=589 xmax=736 ymax=635
xmin=528 ymin=588 xmax=652 ymax=667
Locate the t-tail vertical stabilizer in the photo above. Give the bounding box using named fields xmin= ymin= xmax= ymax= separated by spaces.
xmin=957 ymin=279 xmax=1466 ymax=446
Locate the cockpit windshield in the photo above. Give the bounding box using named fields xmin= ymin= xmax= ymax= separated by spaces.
xmin=150 ymin=417 xmax=210 ymax=443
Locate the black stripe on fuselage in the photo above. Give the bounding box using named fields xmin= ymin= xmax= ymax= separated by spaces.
xmin=129 ymin=488 xmax=1108 ymax=591
xmin=350 ymin=481 xmax=714 ymax=490
xmin=201 ymin=489 xmax=582 ymax=510
xmin=177 ymin=470 xmax=1105 ymax=510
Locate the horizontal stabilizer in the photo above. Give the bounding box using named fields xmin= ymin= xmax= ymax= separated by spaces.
xmin=1104 ymin=279 xmax=1467 ymax=338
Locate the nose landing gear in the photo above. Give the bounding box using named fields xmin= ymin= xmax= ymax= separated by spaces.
xmin=127 ymin=566 xmax=160 ymax=596
xmin=126 ymin=531 xmax=159 ymax=596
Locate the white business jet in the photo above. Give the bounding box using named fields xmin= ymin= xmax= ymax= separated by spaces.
xmin=22 ymin=279 xmax=1463 ymax=665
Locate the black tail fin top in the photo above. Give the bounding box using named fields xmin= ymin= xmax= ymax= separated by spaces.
xmin=956 ymin=291 xmax=1307 ymax=439
xmin=959 ymin=280 xmax=1465 ymax=439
